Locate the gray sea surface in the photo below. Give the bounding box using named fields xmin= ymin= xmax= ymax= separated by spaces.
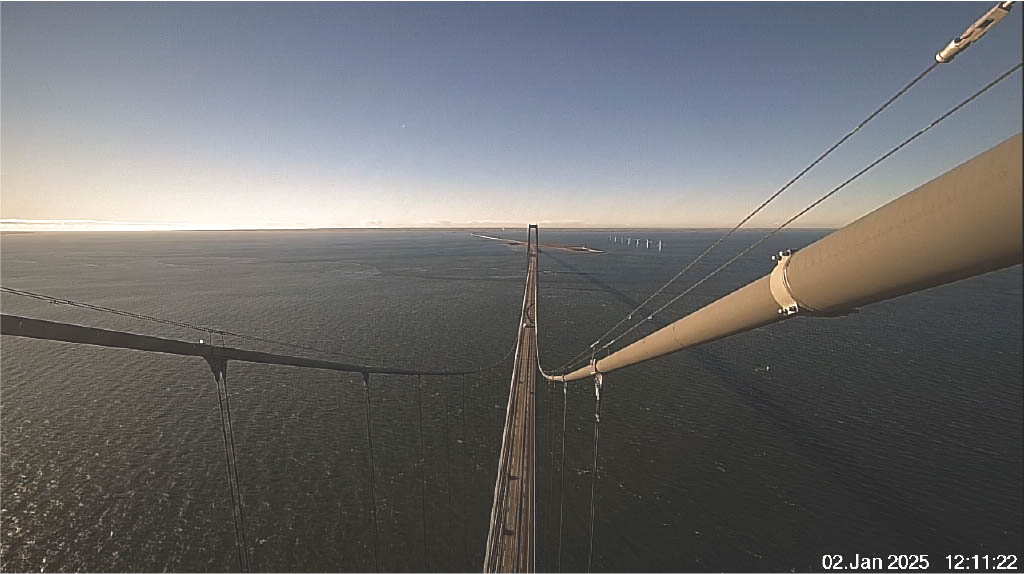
xmin=1 ymin=229 xmax=1021 ymax=572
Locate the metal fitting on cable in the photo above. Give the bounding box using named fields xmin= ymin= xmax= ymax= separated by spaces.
xmin=770 ymin=250 xmax=802 ymax=316
xmin=936 ymin=1 xmax=1015 ymax=63
xmin=594 ymin=373 xmax=603 ymax=404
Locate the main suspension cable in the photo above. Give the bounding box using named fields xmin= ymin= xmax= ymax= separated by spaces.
xmin=554 ymin=60 xmax=940 ymax=372
xmin=559 ymin=60 xmax=1023 ymax=374
xmin=555 ymin=0 xmax=1019 ymax=373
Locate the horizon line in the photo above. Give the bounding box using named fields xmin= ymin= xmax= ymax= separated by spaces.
xmin=0 ymin=225 xmax=842 ymax=233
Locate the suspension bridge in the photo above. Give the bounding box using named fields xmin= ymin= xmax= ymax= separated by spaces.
xmin=1 ymin=3 xmax=1022 ymax=572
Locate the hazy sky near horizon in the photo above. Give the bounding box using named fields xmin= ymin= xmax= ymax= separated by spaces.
xmin=2 ymin=2 xmax=1021 ymax=230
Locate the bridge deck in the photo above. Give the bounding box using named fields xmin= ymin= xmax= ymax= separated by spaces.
xmin=483 ymin=226 xmax=538 ymax=573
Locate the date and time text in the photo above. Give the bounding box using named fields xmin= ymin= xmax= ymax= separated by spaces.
xmin=820 ymin=554 xmax=1017 ymax=571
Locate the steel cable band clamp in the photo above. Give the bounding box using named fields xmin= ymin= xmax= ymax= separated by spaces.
xmin=936 ymin=1 xmax=1015 ymax=63
xmin=770 ymin=249 xmax=804 ymax=316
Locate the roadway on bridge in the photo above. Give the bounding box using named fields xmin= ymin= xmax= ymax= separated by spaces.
xmin=484 ymin=229 xmax=539 ymax=573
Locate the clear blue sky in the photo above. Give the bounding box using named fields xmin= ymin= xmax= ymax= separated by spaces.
xmin=2 ymin=2 xmax=1021 ymax=229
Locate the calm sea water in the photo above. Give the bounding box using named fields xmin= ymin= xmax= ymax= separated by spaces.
xmin=1 ymin=229 xmax=1021 ymax=572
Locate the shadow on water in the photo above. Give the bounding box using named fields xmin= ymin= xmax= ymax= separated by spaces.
xmin=545 ymin=251 xmax=648 ymax=318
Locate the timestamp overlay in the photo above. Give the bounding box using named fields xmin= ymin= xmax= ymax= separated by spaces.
xmin=815 ymin=553 xmax=1019 ymax=572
